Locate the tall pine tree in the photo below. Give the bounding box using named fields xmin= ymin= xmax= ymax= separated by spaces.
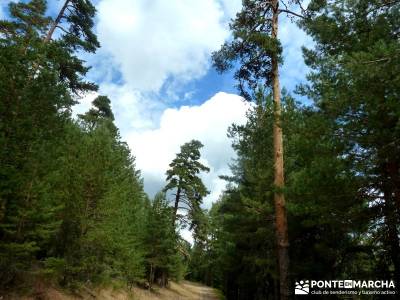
xmin=213 ymin=1 xmax=308 ymax=297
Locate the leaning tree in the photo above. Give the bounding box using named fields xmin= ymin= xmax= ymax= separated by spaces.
xmin=164 ymin=140 xmax=210 ymax=231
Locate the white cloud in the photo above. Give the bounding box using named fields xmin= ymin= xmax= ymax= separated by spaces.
xmin=71 ymin=0 xmax=313 ymax=245
xmin=96 ymin=0 xmax=232 ymax=92
xmin=280 ymin=18 xmax=313 ymax=93
xmin=277 ymin=0 xmax=313 ymax=94
xmin=73 ymin=84 xmax=167 ymax=135
xmin=126 ymin=92 xmax=250 ymax=206
xmin=72 ymin=0 xmax=312 ymax=206
xmin=72 ymin=92 xmax=98 ymax=118
xmin=218 ymin=0 xmax=242 ymax=21
xmin=74 ymin=91 xmax=249 ymax=210
xmin=99 ymin=84 xmax=165 ymax=134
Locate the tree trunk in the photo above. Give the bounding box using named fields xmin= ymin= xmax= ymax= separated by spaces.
xmin=383 ymin=193 xmax=400 ymax=294
xmin=172 ymin=186 xmax=181 ymax=226
xmin=383 ymin=166 xmax=400 ymax=294
xmin=387 ymin=161 xmax=400 ymax=212
xmin=271 ymin=1 xmax=290 ymax=299
xmin=149 ymin=263 xmax=154 ymax=288
xmin=44 ymin=0 xmax=70 ymax=42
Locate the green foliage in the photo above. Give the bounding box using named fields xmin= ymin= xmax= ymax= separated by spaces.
xmin=196 ymin=91 xmax=367 ymax=299
xmin=1 ymin=0 xmax=399 ymax=298
xmin=0 ymin=0 xmax=191 ymax=292
xmin=78 ymin=95 xmax=116 ymax=132
xmin=212 ymin=0 xmax=283 ymax=100
xmin=143 ymin=193 xmax=186 ymax=287
xmin=59 ymin=0 xmax=100 ymax=53
xmin=164 ymin=140 xmax=210 ymax=230
xmin=300 ymin=0 xmax=400 ymax=290
xmin=0 ymin=0 xmax=146 ymax=290
xmin=193 ymin=2 xmax=400 ymax=299
xmin=0 ymin=0 xmax=74 ymax=287
xmin=163 ymin=140 xmax=210 ymax=287
xmin=53 ymin=114 xmax=146 ymax=285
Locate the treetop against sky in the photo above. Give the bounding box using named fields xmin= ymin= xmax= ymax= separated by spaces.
xmin=0 ymin=0 xmax=311 ymax=205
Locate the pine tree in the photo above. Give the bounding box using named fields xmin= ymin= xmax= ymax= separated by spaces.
xmin=50 ymin=97 xmax=146 ymax=286
xmin=194 ymin=89 xmax=367 ymax=299
xmin=43 ymin=0 xmax=100 ymax=93
xmin=300 ymin=0 xmax=400 ymax=290
xmin=143 ymin=192 xmax=184 ymax=288
xmin=212 ymin=1 xmax=308 ymax=297
xmin=0 ymin=0 xmax=74 ymax=286
xmin=44 ymin=0 xmax=99 ymax=53
xmin=78 ymin=95 xmax=115 ymax=131
xmin=0 ymin=0 xmax=101 ymax=287
xmin=164 ymin=140 xmax=210 ymax=229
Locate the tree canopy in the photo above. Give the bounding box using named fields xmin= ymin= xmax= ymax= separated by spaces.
xmin=0 ymin=0 xmax=399 ymax=299
xmin=164 ymin=139 xmax=210 ymax=230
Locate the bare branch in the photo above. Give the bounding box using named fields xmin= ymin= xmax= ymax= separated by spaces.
xmin=56 ymin=25 xmax=71 ymax=35
xmin=279 ymin=0 xmax=289 ymax=12
xmin=66 ymin=6 xmax=74 ymax=14
xmin=278 ymin=8 xmax=305 ymax=19
xmin=293 ymin=0 xmax=307 ymax=15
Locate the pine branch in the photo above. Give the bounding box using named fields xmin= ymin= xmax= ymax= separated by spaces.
xmin=177 ymin=206 xmax=191 ymax=211
xmin=56 ymin=25 xmax=71 ymax=35
xmin=361 ymin=51 xmax=400 ymax=64
xmin=278 ymin=8 xmax=305 ymax=19
xmin=365 ymin=0 xmax=400 ymax=16
xmin=294 ymin=0 xmax=307 ymax=15
xmin=44 ymin=0 xmax=70 ymax=42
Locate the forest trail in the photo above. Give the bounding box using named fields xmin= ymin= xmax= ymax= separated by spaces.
xmin=7 ymin=281 xmax=221 ymax=300
xmin=132 ymin=281 xmax=220 ymax=300
xmin=178 ymin=281 xmax=220 ymax=299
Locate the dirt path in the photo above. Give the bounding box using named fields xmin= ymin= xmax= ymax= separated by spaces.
xmin=132 ymin=280 xmax=220 ymax=300
xmin=178 ymin=281 xmax=220 ymax=299
xmin=2 ymin=280 xmax=220 ymax=300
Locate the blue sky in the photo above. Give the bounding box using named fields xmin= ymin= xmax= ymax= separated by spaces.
xmin=0 ymin=0 xmax=312 ymax=209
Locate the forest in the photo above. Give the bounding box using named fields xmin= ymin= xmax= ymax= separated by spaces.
xmin=0 ymin=0 xmax=399 ymax=299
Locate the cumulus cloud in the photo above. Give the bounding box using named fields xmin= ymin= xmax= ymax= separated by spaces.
xmin=96 ymin=0 xmax=232 ymax=92
xmin=99 ymin=84 xmax=165 ymax=134
xmin=60 ymin=0 xmax=310 ymax=243
xmin=73 ymin=84 xmax=167 ymax=135
xmin=74 ymin=91 xmax=249 ymax=210
xmin=218 ymin=0 xmax=242 ymax=21
xmin=72 ymin=0 xmax=312 ymax=207
xmin=126 ymin=92 xmax=250 ymax=206
xmin=280 ymin=18 xmax=313 ymax=93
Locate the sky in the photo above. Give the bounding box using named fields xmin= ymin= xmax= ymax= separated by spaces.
xmin=0 ymin=0 xmax=312 ymax=238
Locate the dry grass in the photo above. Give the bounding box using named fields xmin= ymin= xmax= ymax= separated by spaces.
xmin=130 ymin=281 xmax=219 ymax=300
xmin=0 ymin=281 xmax=220 ymax=300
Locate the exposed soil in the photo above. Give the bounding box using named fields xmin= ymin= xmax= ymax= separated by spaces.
xmin=0 ymin=280 xmax=221 ymax=300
